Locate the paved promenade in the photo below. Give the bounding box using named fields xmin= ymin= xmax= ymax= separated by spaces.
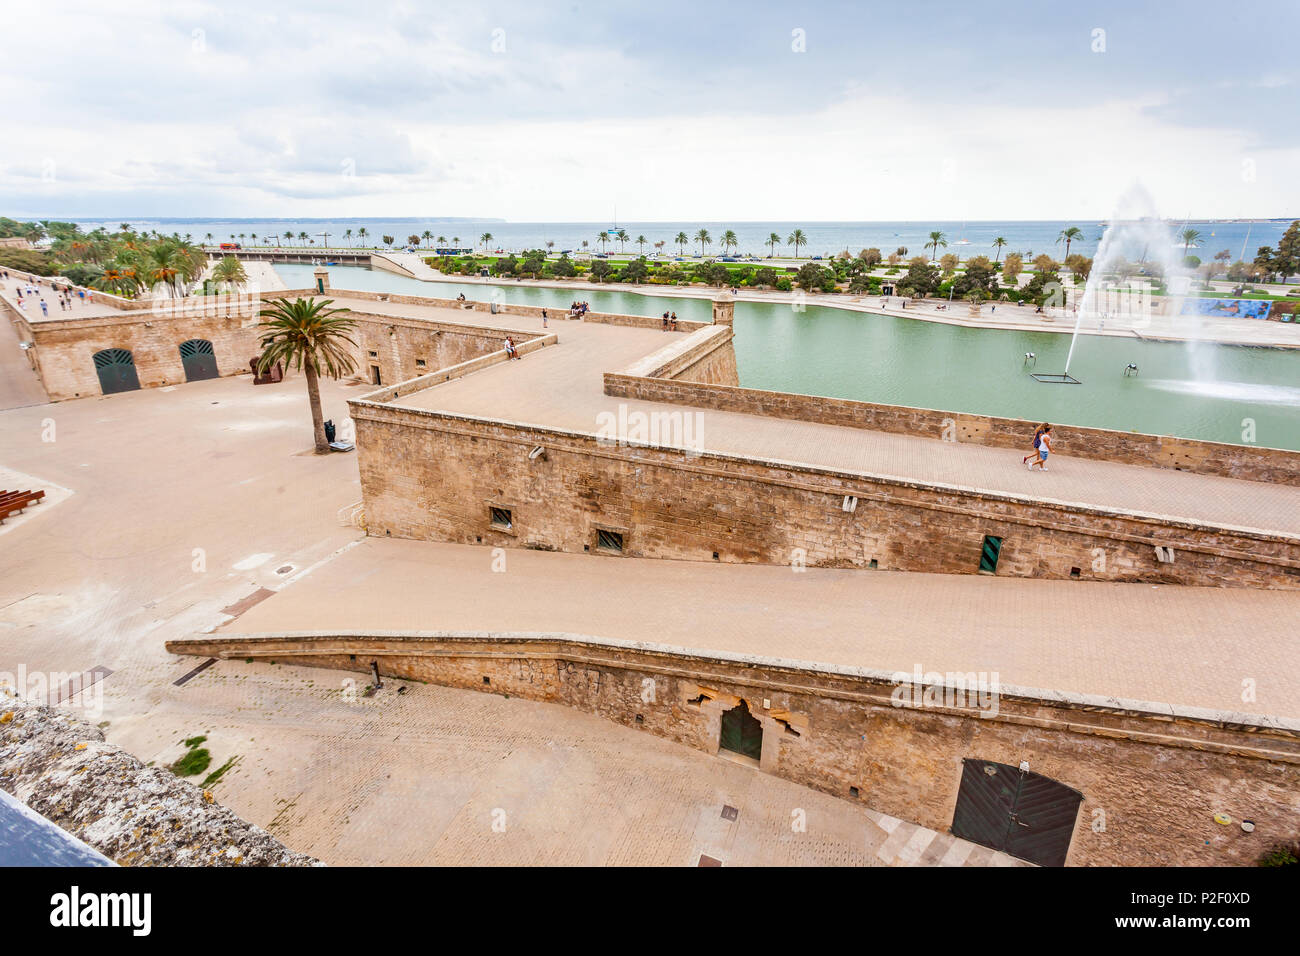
xmin=329 ymin=295 xmax=1300 ymax=538
xmin=222 ymin=537 xmax=1300 ymax=719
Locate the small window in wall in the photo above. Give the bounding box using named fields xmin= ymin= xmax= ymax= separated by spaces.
xmin=416 ymin=358 xmax=427 ymax=368
xmin=979 ymin=535 xmax=1003 ymax=574
xmin=489 ymin=506 xmax=513 ymax=530
xmin=596 ymin=529 xmax=624 ymax=554
xmin=368 ymin=350 xmax=378 ymax=358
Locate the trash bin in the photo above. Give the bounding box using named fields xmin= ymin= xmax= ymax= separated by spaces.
xmin=324 ymin=419 xmax=336 ymax=443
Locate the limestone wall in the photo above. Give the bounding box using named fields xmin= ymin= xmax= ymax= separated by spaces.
xmin=348 ymin=403 xmax=1300 ymax=588
xmin=603 ymin=374 xmax=1300 ymax=485
xmin=164 ymin=631 xmax=1300 ymax=867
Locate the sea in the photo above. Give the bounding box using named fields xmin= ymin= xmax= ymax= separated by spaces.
xmin=68 ymin=218 xmax=1294 ymax=261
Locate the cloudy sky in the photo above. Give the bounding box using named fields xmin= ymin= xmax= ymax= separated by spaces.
xmin=4 ymin=0 xmax=1297 ymax=221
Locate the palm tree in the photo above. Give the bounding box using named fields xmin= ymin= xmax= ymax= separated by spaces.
xmin=721 ymin=230 xmax=738 ymax=254
xmin=1179 ymin=227 xmax=1203 ymax=257
xmin=210 ymin=255 xmax=248 ymax=290
xmin=992 ymin=237 xmax=1008 ymax=263
xmin=298 ymin=231 xmax=309 ymax=246
xmin=616 ymin=228 xmax=629 ymax=253
xmin=480 ymin=232 xmax=493 ymax=251
xmin=343 ymin=228 xmax=353 ymax=245
xmin=256 ymin=297 xmax=358 ymax=455
xmin=452 ymin=236 xmax=460 ymax=248
xmin=694 ymin=228 xmax=712 ymax=255
xmin=635 ymin=235 xmax=647 ymax=255
xmin=204 ymin=232 xmax=214 ymax=246
xmin=787 ymin=229 xmax=807 ymax=258
xmin=674 ymin=231 xmax=689 ymax=255
xmin=767 ymin=232 xmax=782 ymax=257
xmin=283 ymin=230 xmax=294 ymax=246
xmin=1056 ymin=226 xmax=1084 ymax=261
xmin=357 ymin=227 xmax=368 ymax=246
xmin=422 ymin=230 xmax=434 ymax=248
xmin=927 ymin=231 xmax=947 ymax=261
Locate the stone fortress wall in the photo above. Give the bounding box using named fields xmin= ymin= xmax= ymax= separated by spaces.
xmin=166 ymin=630 xmax=1300 ymax=868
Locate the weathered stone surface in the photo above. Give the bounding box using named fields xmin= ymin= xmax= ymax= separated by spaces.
xmin=165 ymin=631 xmax=1300 ymax=867
xmin=0 ymin=690 xmax=317 ymax=867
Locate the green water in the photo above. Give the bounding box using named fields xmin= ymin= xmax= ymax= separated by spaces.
xmin=276 ymin=264 xmax=1300 ymax=451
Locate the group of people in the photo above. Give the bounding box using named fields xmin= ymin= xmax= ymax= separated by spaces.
xmin=568 ymin=300 xmax=589 ymax=320
xmin=9 ymin=274 xmax=87 ymax=315
xmin=660 ymin=310 xmax=679 ymax=331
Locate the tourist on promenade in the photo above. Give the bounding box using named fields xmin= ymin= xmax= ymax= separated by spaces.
xmin=1027 ymin=424 xmax=1053 ymax=471
xmin=1023 ymin=424 xmax=1048 ymax=466
xmin=541 ymin=308 xmax=548 ymax=328
xmin=40 ymin=300 xmax=48 ymax=316
xmin=670 ymin=313 xmax=678 ymax=330
xmin=504 ymin=336 xmax=520 ymax=360
xmin=662 ymin=311 xmax=670 ymax=330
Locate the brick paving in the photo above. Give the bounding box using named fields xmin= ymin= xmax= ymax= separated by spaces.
xmin=224 ymin=536 xmax=1300 ymax=719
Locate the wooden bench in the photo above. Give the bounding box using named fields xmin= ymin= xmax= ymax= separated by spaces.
xmin=0 ymin=489 xmax=45 ymax=523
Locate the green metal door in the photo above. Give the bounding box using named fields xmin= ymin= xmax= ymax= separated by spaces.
xmin=979 ymin=535 xmax=1002 ymax=573
xmin=93 ymin=348 xmax=140 ymax=395
xmin=179 ymin=339 xmax=218 ymax=382
xmin=719 ymin=700 xmax=763 ymax=761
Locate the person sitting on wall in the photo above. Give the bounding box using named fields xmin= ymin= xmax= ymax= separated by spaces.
xmin=504 ymin=336 xmax=520 ymax=360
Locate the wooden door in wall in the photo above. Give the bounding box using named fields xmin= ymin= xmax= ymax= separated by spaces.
xmin=950 ymin=759 xmax=1082 ymax=867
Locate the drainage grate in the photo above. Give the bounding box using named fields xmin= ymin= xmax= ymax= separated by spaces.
xmin=721 ymin=805 xmax=738 ymax=821
xmin=596 ymin=529 xmax=624 ymax=553
xmin=173 ymin=658 xmax=218 ymax=687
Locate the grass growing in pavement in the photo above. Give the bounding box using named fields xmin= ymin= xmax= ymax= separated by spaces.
xmin=200 ymin=756 xmax=238 ymax=789
xmin=172 ymin=734 xmax=212 ymax=777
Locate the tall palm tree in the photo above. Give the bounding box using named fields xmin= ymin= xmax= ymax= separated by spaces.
xmin=927 ymin=230 xmax=947 ymax=261
xmin=787 ymin=229 xmax=807 ymax=258
xmin=343 ymin=228 xmax=353 ymax=245
xmin=596 ymin=231 xmax=608 ymax=253
xmin=767 ymin=232 xmax=782 ymax=257
xmin=721 ymin=230 xmax=738 ymax=254
xmin=1179 ymin=227 xmax=1203 ymax=257
xmin=357 ymin=227 xmax=368 ymax=245
xmin=422 ymin=230 xmax=434 ymax=248
xmin=694 ymin=228 xmax=712 ymax=255
xmin=283 ymin=230 xmax=294 ymax=246
xmin=1056 ymin=226 xmax=1084 ymax=261
xmin=635 ymin=234 xmax=647 ymax=255
xmin=256 ymin=297 xmax=358 ymax=455
xmin=298 ymin=231 xmax=309 ymax=246
xmin=204 ymin=232 xmax=214 ymax=246
xmin=616 ymin=228 xmax=629 ymax=253
xmin=991 ymin=237 xmax=1008 ymax=263
xmin=674 ymin=231 xmax=689 ymax=255
xmin=480 ymin=232 xmax=494 ymax=251
xmin=452 ymin=236 xmax=460 ymax=248
xmin=211 ymin=255 xmax=248 ymax=290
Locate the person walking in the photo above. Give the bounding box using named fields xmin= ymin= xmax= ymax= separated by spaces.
xmin=1027 ymin=424 xmax=1053 ymax=471
xmin=1023 ymin=424 xmax=1047 ymax=466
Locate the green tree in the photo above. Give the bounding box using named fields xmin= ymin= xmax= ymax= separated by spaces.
xmin=674 ymin=231 xmax=689 ymax=255
xmin=787 ymin=229 xmax=807 ymax=257
xmin=767 ymin=232 xmax=782 ymax=257
xmin=616 ymin=228 xmax=629 ymax=252
xmin=753 ymin=267 xmax=778 ymax=287
xmin=622 ymin=258 xmax=649 ymax=283
xmin=1178 ymin=227 xmax=1202 ymax=258
xmin=210 ymin=255 xmax=248 ymax=290
xmin=1056 ymin=226 xmax=1084 ymax=261
xmin=926 ymin=231 xmax=947 ymax=261
xmin=635 ymin=234 xmax=647 ymax=255
xmin=590 ymin=259 xmax=612 ymax=282
xmin=991 ymin=237 xmax=1008 ymax=263
xmin=721 ymin=230 xmax=738 ymax=254
xmin=381 ymin=235 xmax=395 ymax=248
xmin=694 ymin=228 xmax=712 ymax=255
xmin=357 ymin=227 xmax=368 ymax=245
xmin=479 ymin=232 xmax=493 ymax=250
xmin=256 ymin=297 xmax=358 ymax=454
